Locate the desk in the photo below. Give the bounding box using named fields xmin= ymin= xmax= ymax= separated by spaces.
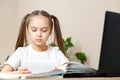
xmin=0 ymin=72 xmax=120 ymax=80
xmin=14 ymin=77 xmax=120 ymax=80
xmin=61 ymin=77 xmax=120 ymax=80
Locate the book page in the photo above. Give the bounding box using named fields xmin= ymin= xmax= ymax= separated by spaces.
xmin=0 ymin=69 xmax=64 ymax=79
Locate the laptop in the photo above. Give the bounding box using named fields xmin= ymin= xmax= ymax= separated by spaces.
xmin=97 ymin=11 xmax=120 ymax=77
xmin=64 ymin=11 xmax=120 ymax=77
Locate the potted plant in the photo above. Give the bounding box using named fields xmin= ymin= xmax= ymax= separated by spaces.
xmin=49 ymin=37 xmax=87 ymax=64
xmin=62 ymin=37 xmax=74 ymax=51
xmin=75 ymin=52 xmax=87 ymax=64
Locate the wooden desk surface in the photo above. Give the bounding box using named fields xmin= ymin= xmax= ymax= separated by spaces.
xmin=20 ymin=77 xmax=120 ymax=80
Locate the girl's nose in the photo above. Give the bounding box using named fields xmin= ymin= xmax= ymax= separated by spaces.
xmin=37 ymin=30 xmax=42 ymax=37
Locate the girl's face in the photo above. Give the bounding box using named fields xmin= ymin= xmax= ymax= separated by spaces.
xmin=28 ymin=15 xmax=51 ymax=47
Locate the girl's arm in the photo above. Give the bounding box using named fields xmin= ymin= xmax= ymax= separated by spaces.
xmin=1 ymin=64 xmax=31 ymax=74
xmin=1 ymin=64 xmax=13 ymax=72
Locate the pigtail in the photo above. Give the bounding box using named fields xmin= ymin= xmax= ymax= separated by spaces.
xmin=15 ymin=14 xmax=29 ymax=50
xmin=51 ymin=15 xmax=66 ymax=56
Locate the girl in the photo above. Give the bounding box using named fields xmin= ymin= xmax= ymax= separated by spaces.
xmin=1 ymin=10 xmax=69 ymax=74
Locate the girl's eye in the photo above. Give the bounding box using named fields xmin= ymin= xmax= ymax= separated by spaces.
xmin=32 ymin=29 xmax=37 ymax=32
xmin=42 ymin=29 xmax=47 ymax=32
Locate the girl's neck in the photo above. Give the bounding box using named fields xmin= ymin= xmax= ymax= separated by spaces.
xmin=31 ymin=44 xmax=48 ymax=52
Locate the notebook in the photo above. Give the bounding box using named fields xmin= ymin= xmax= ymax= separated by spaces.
xmin=64 ymin=11 xmax=120 ymax=77
xmin=21 ymin=60 xmax=59 ymax=74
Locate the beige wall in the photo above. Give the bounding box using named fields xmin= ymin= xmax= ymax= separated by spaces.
xmin=0 ymin=0 xmax=18 ymax=64
xmin=0 ymin=0 xmax=120 ymax=69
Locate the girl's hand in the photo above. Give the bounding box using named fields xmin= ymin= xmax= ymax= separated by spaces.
xmin=52 ymin=65 xmax=61 ymax=70
xmin=1 ymin=64 xmax=31 ymax=74
xmin=53 ymin=62 xmax=68 ymax=70
xmin=17 ymin=66 xmax=31 ymax=74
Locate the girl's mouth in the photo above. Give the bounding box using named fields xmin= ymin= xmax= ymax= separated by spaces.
xmin=36 ymin=39 xmax=42 ymax=42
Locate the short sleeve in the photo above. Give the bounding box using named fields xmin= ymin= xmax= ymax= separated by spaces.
xmin=52 ymin=47 xmax=69 ymax=71
xmin=56 ymin=48 xmax=69 ymax=65
xmin=4 ymin=48 xmax=22 ymax=70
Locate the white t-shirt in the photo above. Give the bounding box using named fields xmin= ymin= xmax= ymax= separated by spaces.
xmin=5 ymin=44 xmax=69 ymax=71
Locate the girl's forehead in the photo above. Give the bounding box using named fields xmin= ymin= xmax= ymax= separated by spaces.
xmin=29 ymin=15 xmax=50 ymax=28
xmin=30 ymin=15 xmax=49 ymax=22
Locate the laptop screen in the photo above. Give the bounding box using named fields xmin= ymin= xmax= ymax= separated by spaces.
xmin=98 ymin=11 xmax=120 ymax=74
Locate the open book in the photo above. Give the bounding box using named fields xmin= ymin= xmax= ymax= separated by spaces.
xmin=0 ymin=69 xmax=64 ymax=79
xmin=65 ymin=62 xmax=96 ymax=74
xmin=0 ymin=62 xmax=96 ymax=79
xmin=63 ymin=62 xmax=97 ymax=78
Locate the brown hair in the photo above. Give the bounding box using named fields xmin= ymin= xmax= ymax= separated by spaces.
xmin=15 ymin=10 xmax=66 ymax=55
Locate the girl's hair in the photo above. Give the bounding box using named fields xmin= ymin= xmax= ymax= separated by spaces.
xmin=15 ymin=10 xmax=66 ymax=55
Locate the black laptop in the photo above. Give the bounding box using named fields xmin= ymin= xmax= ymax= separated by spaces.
xmin=64 ymin=11 xmax=120 ymax=77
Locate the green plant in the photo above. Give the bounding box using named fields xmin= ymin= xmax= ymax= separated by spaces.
xmin=0 ymin=62 xmax=2 ymax=71
xmin=49 ymin=42 xmax=57 ymax=47
xmin=75 ymin=52 xmax=87 ymax=64
xmin=49 ymin=37 xmax=74 ymax=51
xmin=63 ymin=37 xmax=74 ymax=51
xmin=49 ymin=37 xmax=87 ymax=64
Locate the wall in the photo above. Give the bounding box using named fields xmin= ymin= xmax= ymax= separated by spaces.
xmin=0 ymin=0 xmax=18 ymax=64
xmin=18 ymin=0 xmax=120 ymax=69
xmin=0 ymin=0 xmax=120 ymax=69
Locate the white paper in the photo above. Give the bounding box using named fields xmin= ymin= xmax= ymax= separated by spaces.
xmin=21 ymin=60 xmax=59 ymax=74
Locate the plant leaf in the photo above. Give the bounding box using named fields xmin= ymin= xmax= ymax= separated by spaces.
xmin=75 ymin=52 xmax=87 ymax=64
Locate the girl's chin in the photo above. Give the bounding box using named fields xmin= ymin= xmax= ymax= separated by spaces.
xmin=35 ymin=43 xmax=43 ymax=46
xmin=35 ymin=42 xmax=46 ymax=46
xmin=32 ymin=41 xmax=45 ymax=46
